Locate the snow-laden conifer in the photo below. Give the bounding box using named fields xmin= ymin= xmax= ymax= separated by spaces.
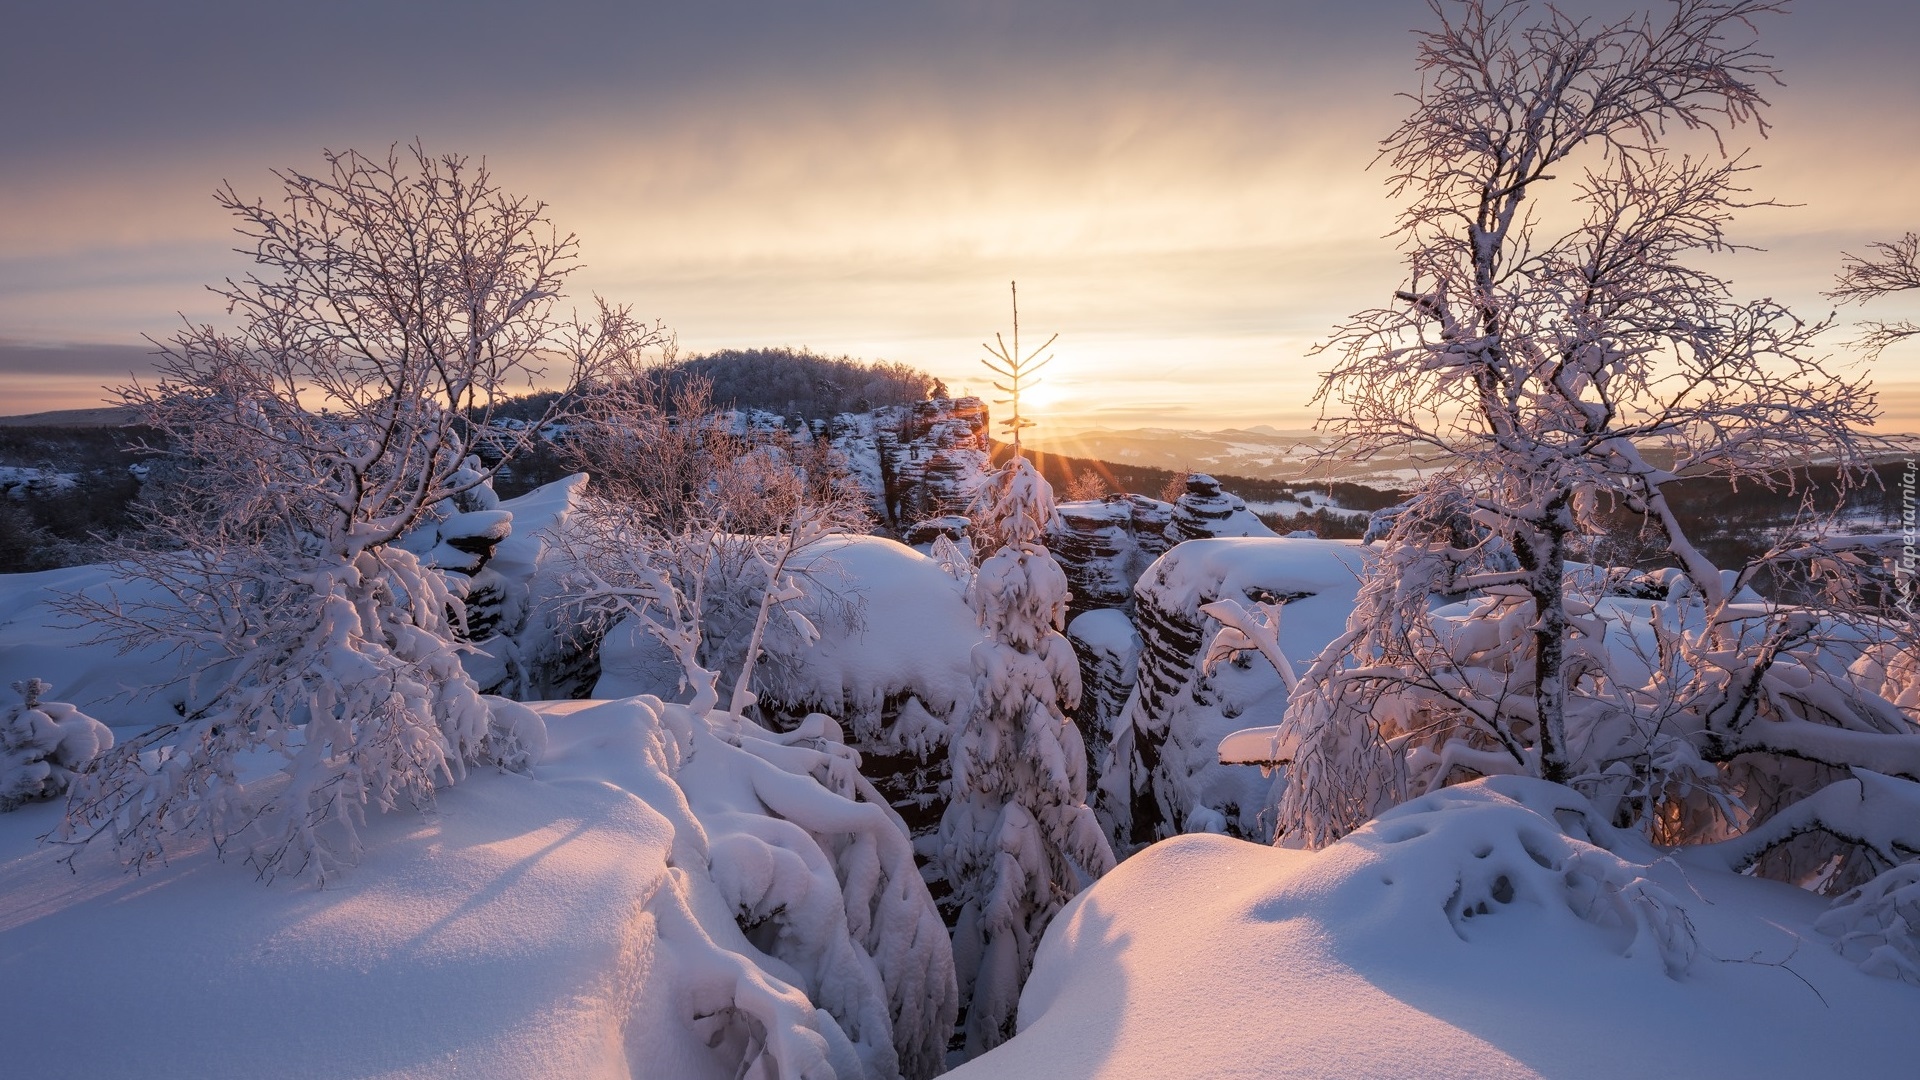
xmin=938 ymin=456 xmax=1115 ymax=1054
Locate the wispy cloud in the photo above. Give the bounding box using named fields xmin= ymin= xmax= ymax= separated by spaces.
xmin=3 ymin=1 xmax=1916 ymax=430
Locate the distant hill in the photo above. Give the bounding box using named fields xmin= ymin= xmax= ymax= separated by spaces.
xmin=669 ymin=348 xmax=934 ymax=420
xmin=0 ymin=407 xmax=136 ymax=428
xmin=489 ymin=347 xmax=937 ymax=426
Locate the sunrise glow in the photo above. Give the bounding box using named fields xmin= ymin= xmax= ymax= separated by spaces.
xmin=4 ymin=2 xmax=1915 ymax=435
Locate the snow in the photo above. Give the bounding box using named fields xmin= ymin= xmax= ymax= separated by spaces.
xmin=0 ymin=465 xmax=78 ymax=498
xmin=956 ymin=778 xmax=1920 ymax=1080
xmin=0 ymin=475 xmax=587 ymax=726
xmin=0 ymin=563 xmax=196 ymax=727
xmin=0 ymin=704 xmax=691 ymax=1080
xmin=0 ymin=696 xmax=951 ymax=1080
xmin=0 ymin=680 xmax=113 ymax=810
xmin=6 ymin=467 xmax=1917 ymax=1077
xmin=596 ymin=534 xmax=979 ymax=755
xmin=1066 ymin=607 xmax=1138 ymax=659
xmin=1244 ymin=497 xmax=1369 ymax=522
xmin=1109 ymin=538 xmax=1369 ymax=839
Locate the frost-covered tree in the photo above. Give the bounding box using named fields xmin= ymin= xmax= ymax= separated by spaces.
xmin=1829 ymin=231 xmax=1920 ymax=360
xmin=559 ymin=367 xmax=871 ymax=713
xmin=59 ymin=145 xmax=629 ymax=881
xmin=938 ymin=456 xmax=1115 ymax=1054
xmin=1271 ymin=0 xmax=1920 ymax=907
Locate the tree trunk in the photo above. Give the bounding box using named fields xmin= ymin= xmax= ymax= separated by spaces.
xmin=1523 ymin=507 xmax=1572 ymax=784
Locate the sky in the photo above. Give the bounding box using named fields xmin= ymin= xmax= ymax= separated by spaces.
xmin=3 ymin=0 xmax=1918 ymax=437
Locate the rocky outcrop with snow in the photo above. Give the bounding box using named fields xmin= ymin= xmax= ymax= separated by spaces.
xmin=833 ymin=396 xmax=991 ymax=534
xmin=1102 ymin=537 xmax=1367 ymax=847
xmin=1165 ymin=473 xmax=1277 ymax=544
xmin=1067 ymin=608 xmax=1141 ymax=797
xmin=1047 ymin=495 xmax=1175 ymax=620
xmin=595 ymin=535 xmax=982 ymax=843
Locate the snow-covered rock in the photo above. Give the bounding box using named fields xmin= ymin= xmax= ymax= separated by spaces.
xmin=597 ymin=535 xmax=976 ymax=760
xmin=461 ymin=474 xmax=596 ymax=698
xmin=1164 ymin=474 xmax=1276 ymax=544
xmin=1047 ymin=495 xmax=1174 ymax=620
xmin=1103 ymin=537 xmax=1367 ymax=846
xmin=1066 ymin=608 xmax=1140 ymax=795
xmin=594 ymin=534 xmax=982 ymax=843
xmin=955 ymin=778 xmax=1920 ymax=1080
xmin=0 ymin=696 xmax=955 ymax=1080
xmin=835 ymin=396 xmax=991 ymax=533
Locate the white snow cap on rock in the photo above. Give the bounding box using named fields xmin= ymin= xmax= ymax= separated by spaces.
xmin=956 ymin=777 xmax=1920 ymax=1080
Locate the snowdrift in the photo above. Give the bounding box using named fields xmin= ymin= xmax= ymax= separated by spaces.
xmin=0 ymin=697 xmax=953 ymax=1080
xmin=597 ymin=534 xmax=979 ymax=756
xmin=957 ymin=777 xmax=1920 ymax=1080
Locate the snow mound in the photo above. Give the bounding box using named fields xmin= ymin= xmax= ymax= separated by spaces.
xmin=0 ymin=697 xmax=954 ymax=1080
xmin=962 ymin=777 xmax=1920 ymax=1080
xmin=596 ymin=535 xmax=979 ymax=757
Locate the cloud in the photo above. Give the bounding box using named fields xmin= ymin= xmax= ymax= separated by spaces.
xmin=0 ymin=342 xmax=160 ymax=379
xmin=3 ymin=0 xmax=1914 ymax=429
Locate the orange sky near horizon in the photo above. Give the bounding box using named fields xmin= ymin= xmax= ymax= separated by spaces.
xmin=3 ymin=1 xmax=1916 ymax=437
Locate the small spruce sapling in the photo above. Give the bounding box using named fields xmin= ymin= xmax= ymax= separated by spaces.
xmin=939 ymin=448 xmax=1114 ymax=1051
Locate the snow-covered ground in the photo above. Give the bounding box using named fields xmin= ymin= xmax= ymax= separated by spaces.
xmin=0 ymin=464 xmax=78 ymax=498
xmin=1 ymin=700 xmax=698 ymax=1079
xmin=0 ymin=696 xmax=951 ymax=1080
xmin=956 ymin=778 xmax=1920 ymax=1080
xmin=0 ymin=563 xmax=194 ymax=726
xmin=8 ymin=701 xmax=1917 ymax=1078
xmin=5 ymin=480 xmax=1918 ymax=1080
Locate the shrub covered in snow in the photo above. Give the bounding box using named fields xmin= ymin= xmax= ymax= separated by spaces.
xmin=592 ymin=696 xmax=957 ymax=1080
xmin=57 ymin=146 xmax=634 ymax=881
xmin=0 ymin=678 xmax=112 ymax=811
xmin=1817 ymin=862 xmax=1920 ymax=986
